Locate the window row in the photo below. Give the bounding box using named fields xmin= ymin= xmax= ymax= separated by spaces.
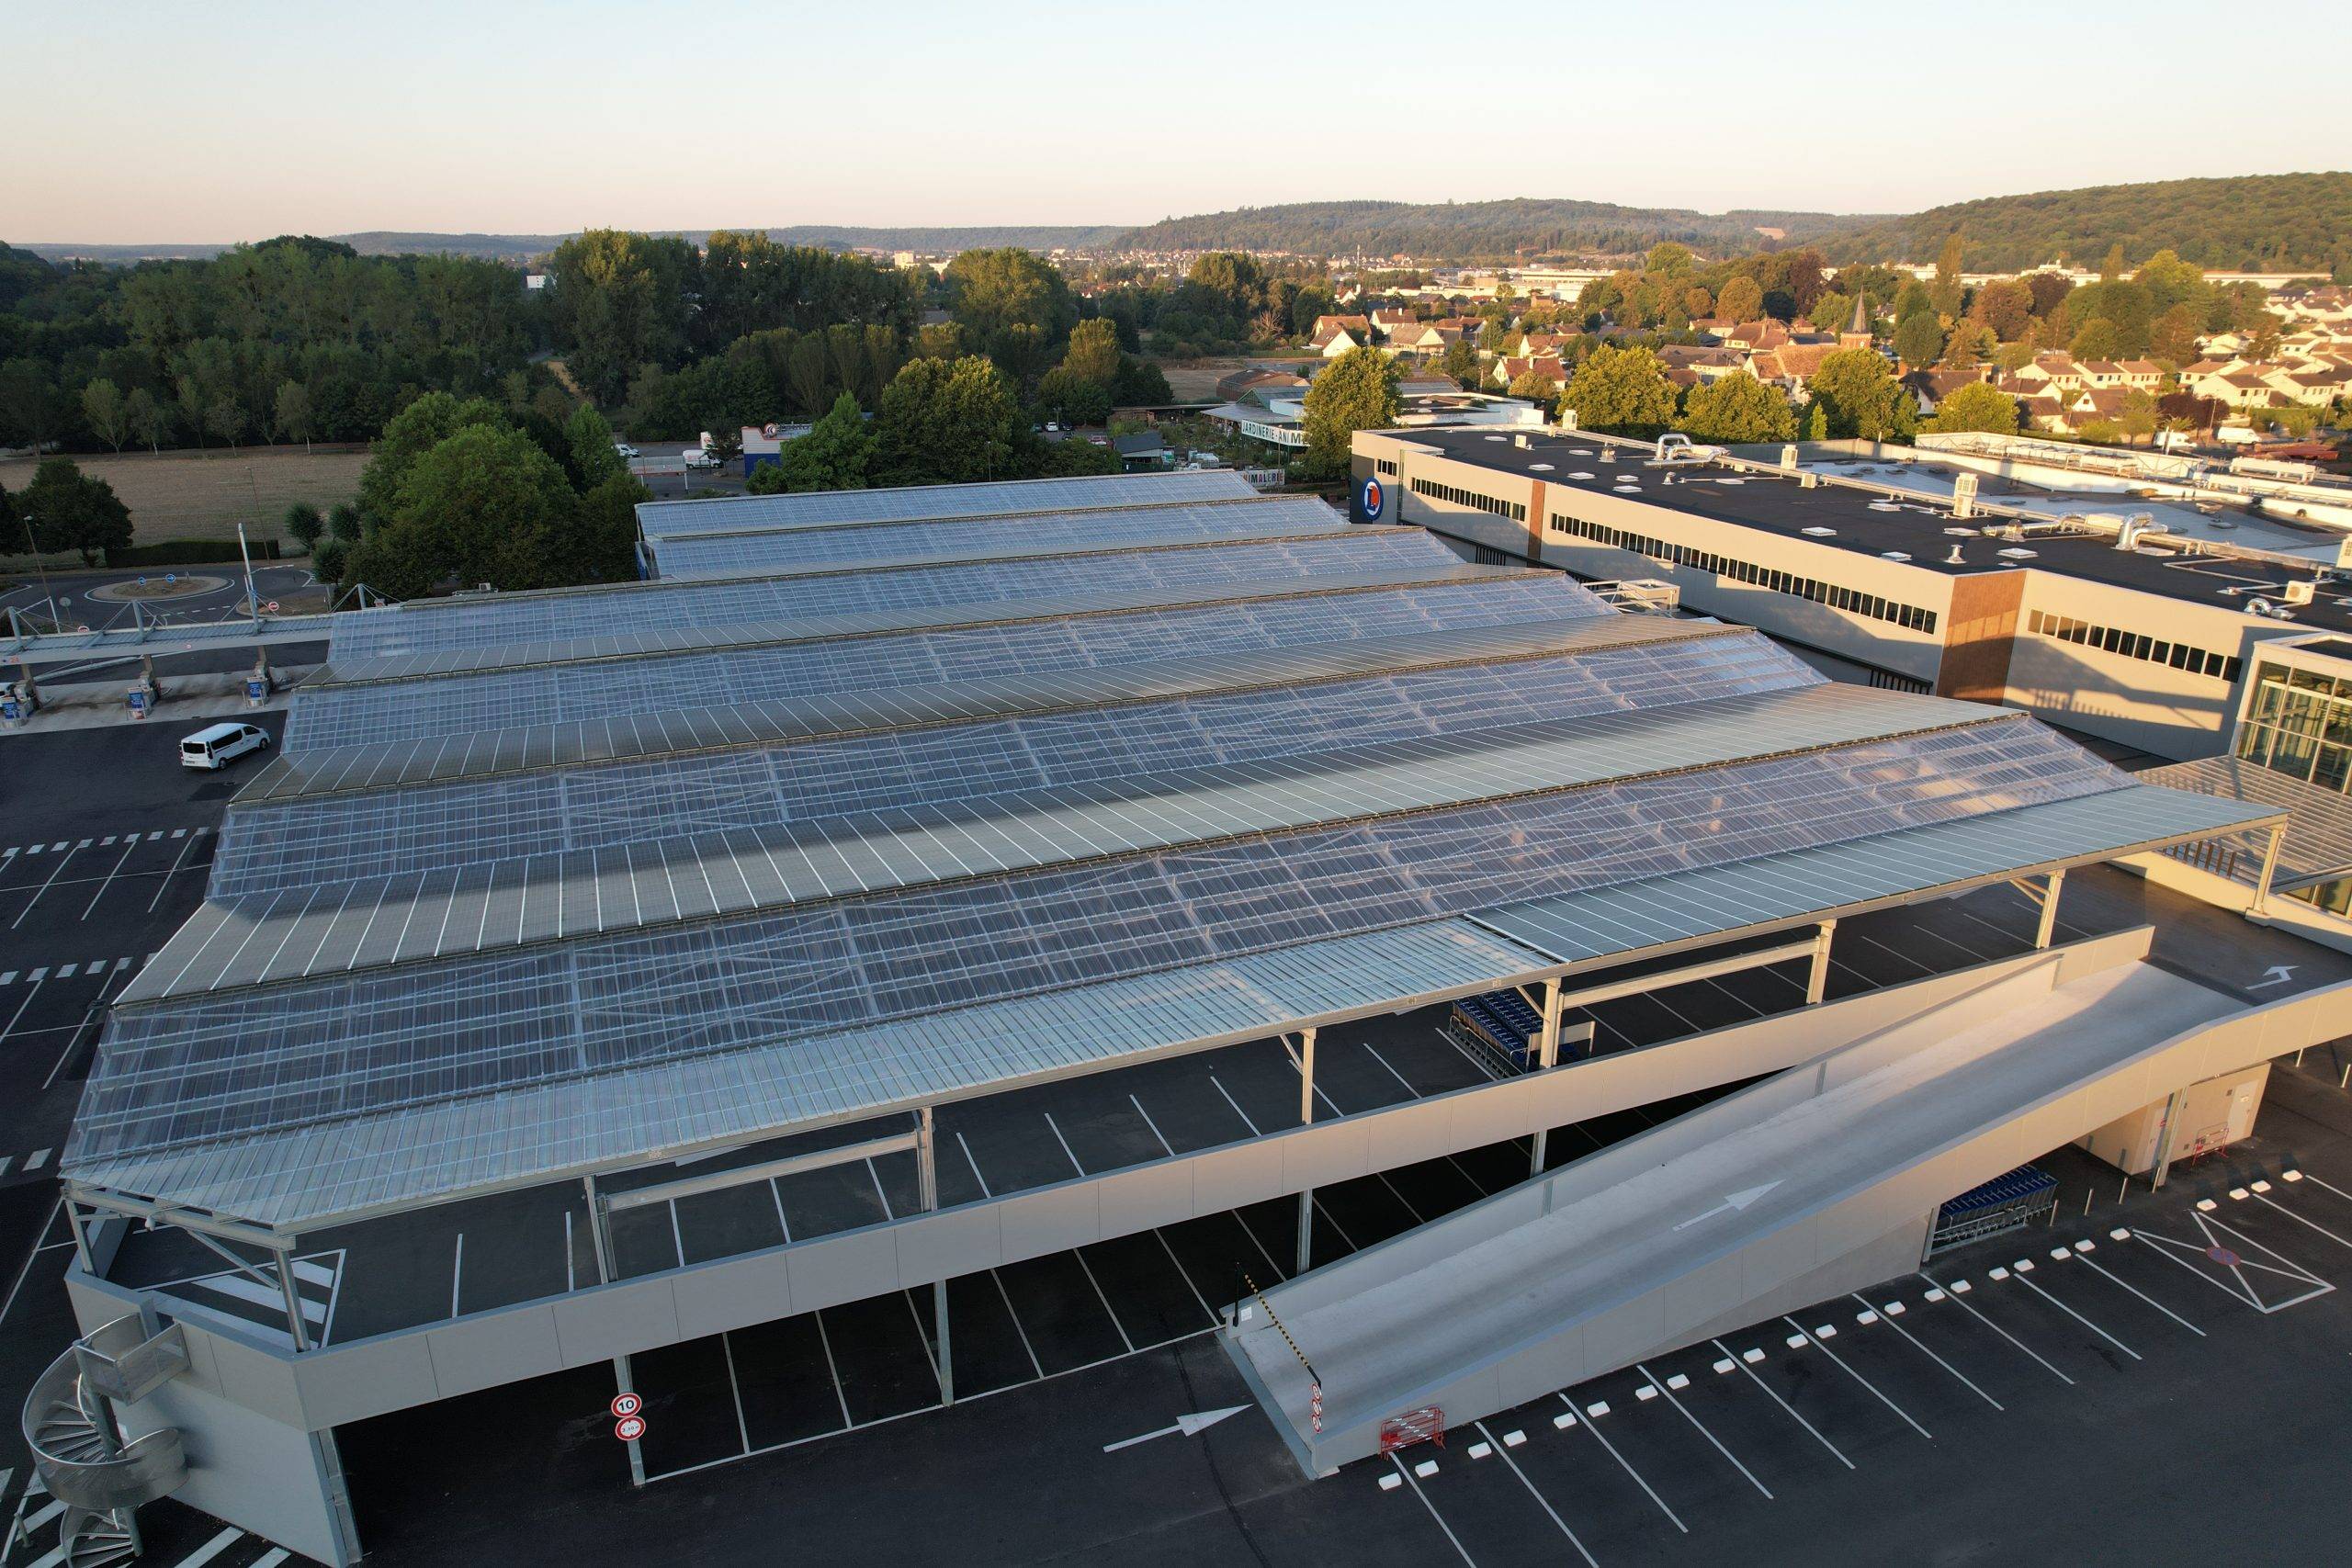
xmin=2027 ymin=610 xmax=2241 ymax=683
xmin=1546 ymin=513 xmax=1939 ymax=633
xmin=1410 ymin=477 xmax=1526 ymax=522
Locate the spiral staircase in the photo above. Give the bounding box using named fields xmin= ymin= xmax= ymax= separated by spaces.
xmin=17 ymin=1314 xmax=189 ymax=1566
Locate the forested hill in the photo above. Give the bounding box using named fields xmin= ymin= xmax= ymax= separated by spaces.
xmin=1103 ymin=199 xmax=1865 ymax=260
xmin=1820 ymin=173 xmax=2352 ymax=275
xmin=23 ymin=224 xmax=1127 ymax=265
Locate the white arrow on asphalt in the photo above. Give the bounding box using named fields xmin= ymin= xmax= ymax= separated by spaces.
xmin=1102 ymin=1405 xmax=1249 ymax=1452
xmin=1672 ymin=1182 xmax=1781 ymax=1232
xmin=2249 ymin=964 xmax=2297 ymax=990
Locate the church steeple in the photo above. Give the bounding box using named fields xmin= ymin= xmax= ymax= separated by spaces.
xmin=1839 ymin=295 xmax=1872 ymax=350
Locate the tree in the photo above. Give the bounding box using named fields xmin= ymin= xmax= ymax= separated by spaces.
xmin=779 ymin=392 xmax=876 ymax=492
xmin=2149 ymin=302 xmax=2205 ymax=367
xmin=19 ymin=457 xmax=134 ymax=566
xmin=1923 ymin=382 xmax=2020 ymax=435
xmin=1715 ymin=276 xmax=1763 ymax=323
xmin=327 ymin=502 xmax=363 ymax=543
xmin=1893 ymin=313 xmax=1944 ymax=368
xmin=1036 ymin=367 xmax=1112 ymax=428
xmin=1928 ymin=233 xmax=1966 ymax=320
xmin=563 ymin=404 xmax=627 ymax=491
xmin=2067 ymin=319 xmax=2122 ymax=360
xmin=125 ymin=389 xmax=168 ymax=454
xmin=1439 ymin=336 xmax=1480 ymax=390
xmin=283 ymin=502 xmax=325 ymax=552
xmin=1063 ymin=319 xmax=1122 ymax=387
xmin=273 ymin=379 xmax=315 ymax=453
xmin=311 ymin=536 xmax=349 ymax=589
xmin=873 ymin=355 xmax=1019 ymax=485
xmin=1558 ymin=344 xmax=1678 ymax=438
xmin=1109 ymin=358 xmax=1172 ymax=407
xmin=2119 ymin=388 xmax=2161 ymax=446
xmin=1968 ymin=279 xmax=2034 ymax=343
xmin=1300 ymin=346 xmax=1401 ymax=475
xmin=350 ymin=423 xmax=576 ymax=597
xmin=945 ymin=249 xmax=1077 ymax=378
xmin=80 ymin=378 xmax=132 ymax=452
xmin=1805 ymin=349 xmax=1913 ymax=440
xmin=1679 ymin=373 xmax=1796 ymax=444
xmin=356 ymin=391 xmax=509 ymax=520
xmin=745 ymin=463 xmax=789 ymax=494
xmin=1507 ymin=368 xmax=1562 ymax=404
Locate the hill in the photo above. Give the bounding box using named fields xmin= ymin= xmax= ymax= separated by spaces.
xmin=1103 ymin=199 xmax=1870 ymax=260
xmin=1821 ymin=172 xmax=2352 ymax=274
xmin=20 ymin=224 xmax=1127 ymax=267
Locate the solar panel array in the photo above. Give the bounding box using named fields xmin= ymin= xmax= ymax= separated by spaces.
xmin=215 ymin=631 xmax=1821 ymax=897
xmin=288 ymin=575 xmax=1599 ymax=750
xmin=649 ymin=496 xmax=1348 ymax=580
xmin=325 ymin=528 xmax=1460 ymax=663
xmin=67 ymin=469 xmax=2277 ymax=1231
xmin=634 ymin=469 xmax=1257 ymax=540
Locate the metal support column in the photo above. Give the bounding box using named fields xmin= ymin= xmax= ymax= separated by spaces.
xmin=582 ymin=1175 xmax=645 ymax=1486
xmin=272 ymin=1243 xmax=311 ymax=1352
xmin=1530 ymin=976 xmax=1564 ymax=1178
xmin=918 ymin=1106 xmax=952 ymax=1405
xmin=1295 ymin=1026 xmax=1317 ymax=1276
xmin=2149 ymin=1087 xmax=2191 ymax=1190
xmin=2249 ymin=824 xmax=2287 ymax=919
xmin=63 ymin=1198 xmax=95 ymax=1274
xmin=1806 ymin=919 xmax=1838 ymax=1004
xmin=2033 ymin=869 xmax=2066 ymax=949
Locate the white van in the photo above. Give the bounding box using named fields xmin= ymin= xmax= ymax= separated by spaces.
xmin=180 ymin=721 xmax=271 ymax=770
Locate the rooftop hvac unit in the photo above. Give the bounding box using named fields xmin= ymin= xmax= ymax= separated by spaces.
xmin=1561 ymin=410 xmax=1580 ymax=432
xmin=1513 ymin=433 xmax=1530 ymax=448
xmin=2285 ymin=581 xmax=2316 ymax=606
xmin=1800 ymin=470 xmax=1819 ymax=489
xmin=1779 ymin=444 xmax=1799 ymax=470
xmin=1952 ymin=472 xmax=1979 ymax=521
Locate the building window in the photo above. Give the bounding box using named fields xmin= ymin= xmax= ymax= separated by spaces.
xmin=1409 ymin=477 xmax=1526 ymax=523
xmin=1375 ymin=458 xmax=1398 ymax=477
xmin=2228 ymin=659 xmax=2352 ymax=796
xmin=1544 ymin=512 xmax=1938 ymax=634
xmin=2025 ymin=610 xmax=2242 ymax=684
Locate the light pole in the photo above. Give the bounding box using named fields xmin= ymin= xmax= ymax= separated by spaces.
xmin=17 ymin=512 xmax=55 ymax=631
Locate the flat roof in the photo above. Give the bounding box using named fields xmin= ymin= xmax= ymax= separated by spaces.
xmin=636 ymin=469 xmax=1257 ymax=541
xmin=1389 ymin=428 xmax=2352 ymax=634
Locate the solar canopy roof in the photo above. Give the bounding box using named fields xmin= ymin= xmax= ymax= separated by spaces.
xmin=646 ymin=495 xmax=1348 ymax=581
xmin=633 ymin=468 xmax=1257 ymax=540
xmin=64 ymin=478 xmax=2287 ymax=1233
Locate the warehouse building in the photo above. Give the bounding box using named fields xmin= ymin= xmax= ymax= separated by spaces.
xmin=1351 ymin=426 xmax=2352 ymax=762
xmin=34 ymin=472 xmax=2297 ymax=1564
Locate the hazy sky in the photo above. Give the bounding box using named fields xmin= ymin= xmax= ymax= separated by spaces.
xmin=8 ymin=0 xmax=2347 ymax=243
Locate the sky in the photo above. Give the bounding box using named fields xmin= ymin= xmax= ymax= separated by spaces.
xmin=7 ymin=0 xmax=2348 ymax=244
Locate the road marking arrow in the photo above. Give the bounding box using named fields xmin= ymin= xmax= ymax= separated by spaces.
xmin=2249 ymin=964 xmax=2297 ymax=990
xmin=1102 ymin=1405 xmax=1249 ymax=1452
xmin=1672 ymin=1182 xmax=1781 ymax=1232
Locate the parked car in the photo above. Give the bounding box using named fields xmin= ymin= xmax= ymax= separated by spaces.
xmin=681 ymin=447 xmax=719 ymax=469
xmin=612 ymin=442 xmax=639 ymax=460
xmin=180 ymin=721 xmax=271 ymax=770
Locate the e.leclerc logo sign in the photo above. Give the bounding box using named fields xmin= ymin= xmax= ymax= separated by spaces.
xmin=1358 ymin=475 xmax=1385 ymax=519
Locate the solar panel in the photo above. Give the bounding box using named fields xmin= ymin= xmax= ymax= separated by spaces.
xmin=78 ymin=719 xmax=2134 ymax=1168
xmin=141 ymin=696 xmax=2098 ymax=1000
xmin=325 ymin=528 xmax=1458 ymax=662
xmin=214 ymin=630 xmax=1822 ymax=897
xmin=286 ymin=576 xmax=1599 ymax=751
xmin=649 ymin=496 xmax=1347 ymax=580
xmin=634 ymin=469 xmax=1257 ymax=540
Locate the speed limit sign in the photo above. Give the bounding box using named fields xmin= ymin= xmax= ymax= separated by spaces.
xmin=610 ymin=1392 xmax=642 ymax=1419
xmin=615 ymin=1415 xmax=647 ymax=1442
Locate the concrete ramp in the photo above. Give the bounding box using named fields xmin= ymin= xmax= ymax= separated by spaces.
xmin=1229 ymin=956 xmax=2251 ymax=1472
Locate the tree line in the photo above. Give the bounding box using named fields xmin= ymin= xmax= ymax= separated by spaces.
xmin=0 ymin=235 xmax=538 ymax=455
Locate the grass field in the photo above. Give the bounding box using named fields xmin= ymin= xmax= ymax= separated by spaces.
xmin=0 ymin=446 xmax=366 ymax=557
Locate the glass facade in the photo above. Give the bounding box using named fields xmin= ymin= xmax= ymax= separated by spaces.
xmin=2233 ymin=659 xmax=2352 ymax=796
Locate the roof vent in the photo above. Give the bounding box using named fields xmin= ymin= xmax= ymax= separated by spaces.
xmin=1567 ymin=471 xmax=1595 ymax=480
xmin=1529 ymin=462 xmax=1554 ymax=471
xmin=1881 ymin=551 xmax=1911 ymax=561
xmin=1942 ymin=527 xmax=1978 ymax=537
xmin=1997 ymin=547 xmax=2038 ymax=560
xmin=1945 ymin=544 xmax=1967 ymax=566
xmin=1802 ymin=526 xmax=1838 ymax=537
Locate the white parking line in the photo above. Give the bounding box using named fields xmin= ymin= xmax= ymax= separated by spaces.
xmin=1556 ymin=1391 xmax=1686 ymax=1531
xmin=1917 ymin=1269 xmax=2075 ymax=1385
xmin=1386 ymin=1453 xmax=1476 ymax=1566
xmin=1471 ymin=1418 xmax=1598 ymax=1568
xmin=1847 ymin=1292 xmax=2003 ymax=1410
xmin=2066 ymin=1249 xmax=2205 ymax=1336
xmin=176 ymin=1527 xmax=247 ymax=1568
xmin=251 ymin=1549 xmax=290 ymax=1568
xmin=80 ymin=836 xmax=141 ymax=919
xmin=2007 ymin=1263 xmax=2141 ymax=1360
xmin=8 ymin=842 xmax=81 ymax=930
xmin=148 ymin=831 xmax=200 ymax=913
xmin=2252 ymin=1190 xmax=2352 ymax=1251
xmin=1634 ymin=1359 xmax=1771 ymax=1497
xmin=1783 ymin=1316 xmax=1932 ymax=1438
xmin=811 ymin=1310 xmax=854 ymax=1427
